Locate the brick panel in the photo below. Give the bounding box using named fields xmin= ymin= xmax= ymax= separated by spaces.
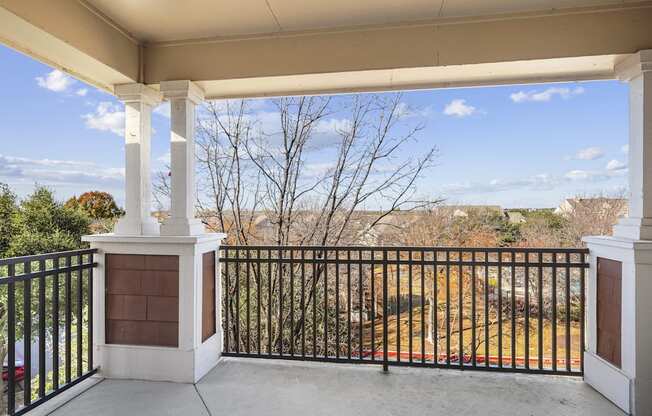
xmin=106 ymin=254 xmax=179 ymax=347
xmin=597 ymin=257 xmax=622 ymax=368
xmin=147 ymin=296 xmax=179 ymax=322
xmin=202 ymin=251 xmax=216 ymax=342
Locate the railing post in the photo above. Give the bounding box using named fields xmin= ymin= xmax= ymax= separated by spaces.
xmin=382 ymin=250 xmax=389 ymax=373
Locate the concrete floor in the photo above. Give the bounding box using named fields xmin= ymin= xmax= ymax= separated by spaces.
xmin=48 ymin=358 xmax=624 ymax=416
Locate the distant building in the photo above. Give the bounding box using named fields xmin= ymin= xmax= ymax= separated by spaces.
xmin=555 ymin=198 xmax=628 ymax=217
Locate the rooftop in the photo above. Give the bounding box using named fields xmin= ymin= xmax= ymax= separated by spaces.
xmin=48 ymin=358 xmax=623 ymax=416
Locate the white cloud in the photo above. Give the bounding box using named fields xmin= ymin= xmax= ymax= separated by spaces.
xmin=394 ymin=102 xmax=433 ymax=119
xmin=443 ymin=99 xmax=476 ymax=117
xmin=621 ymin=144 xmax=629 ymax=154
xmin=564 ymin=169 xmax=610 ymax=182
xmin=606 ymin=159 xmax=627 ymax=171
xmin=510 ymin=86 xmax=584 ymax=103
xmin=574 ymin=146 xmax=604 ymax=161
xmin=76 ymin=88 xmax=88 ymax=97
xmin=0 ymin=154 xmax=123 ymax=187
xmin=36 ymin=70 xmax=75 ymax=92
xmin=82 ymin=101 xmax=125 ymax=137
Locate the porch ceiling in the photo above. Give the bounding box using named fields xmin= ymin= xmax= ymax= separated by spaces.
xmin=84 ymin=0 xmax=627 ymax=42
xmin=0 ymin=1 xmax=651 ymax=98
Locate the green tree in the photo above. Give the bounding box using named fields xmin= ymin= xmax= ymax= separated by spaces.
xmin=0 ymin=183 xmax=17 ymax=257
xmin=7 ymin=186 xmax=91 ymax=257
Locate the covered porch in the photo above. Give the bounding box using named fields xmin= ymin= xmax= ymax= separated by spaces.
xmin=1 ymin=1 xmax=652 ymax=415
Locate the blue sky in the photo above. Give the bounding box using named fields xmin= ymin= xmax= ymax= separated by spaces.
xmin=0 ymin=44 xmax=629 ymax=209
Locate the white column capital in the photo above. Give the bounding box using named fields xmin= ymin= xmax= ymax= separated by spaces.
xmin=615 ymin=49 xmax=652 ymax=82
xmin=160 ymin=80 xmax=205 ymax=105
xmin=115 ymin=83 xmax=163 ymax=106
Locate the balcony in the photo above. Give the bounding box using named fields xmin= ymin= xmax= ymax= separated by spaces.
xmin=0 ymin=245 xmax=621 ymax=415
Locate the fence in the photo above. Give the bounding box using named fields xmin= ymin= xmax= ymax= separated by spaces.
xmin=0 ymin=249 xmax=97 ymax=415
xmin=221 ymin=246 xmax=588 ymax=375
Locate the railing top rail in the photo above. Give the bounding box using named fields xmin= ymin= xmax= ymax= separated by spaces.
xmin=0 ymin=248 xmax=97 ymax=267
xmin=221 ymin=244 xmax=589 ymax=254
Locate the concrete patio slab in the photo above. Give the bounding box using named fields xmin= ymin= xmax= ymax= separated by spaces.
xmin=48 ymin=358 xmax=624 ymax=416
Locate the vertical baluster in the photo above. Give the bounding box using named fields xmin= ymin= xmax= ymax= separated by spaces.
xmin=278 ymin=248 xmax=283 ymax=356
xmin=224 ymin=250 xmax=230 ymax=353
xmin=471 ymin=251 xmax=476 ymax=367
xmin=7 ymin=263 xmax=16 ymax=415
xmin=312 ymin=250 xmax=317 ymax=358
xmin=433 ymin=250 xmax=438 ymax=364
xmin=565 ymin=252 xmax=571 ymax=372
xmin=358 ymin=249 xmax=363 ymax=360
xmin=580 ymin=252 xmax=586 ymax=374
xmin=538 ymin=253 xmax=544 ymax=371
xmin=408 ymin=250 xmax=413 ymax=363
xmin=525 ymin=253 xmax=530 ymax=370
xmin=445 ymin=251 xmax=450 ymax=366
xmin=39 ymin=259 xmax=46 ymax=396
xmin=552 ymin=253 xmax=558 ymax=372
xmin=382 ymin=250 xmax=388 ymax=372
xmin=290 ymin=249 xmax=294 ymax=357
xmin=421 ymin=250 xmax=425 ymax=364
xmin=257 ymin=249 xmax=262 ymax=355
xmin=77 ymin=254 xmax=83 ymax=377
xmin=88 ymin=253 xmax=93 ymax=372
xmin=458 ymin=251 xmax=463 ymax=368
xmin=268 ymin=249 xmax=273 ymax=356
xmin=370 ymin=250 xmax=375 ymax=361
xmin=511 ymin=251 xmax=516 ymax=369
xmin=396 ymin=249 xmax=401 ymax=363
xmin=484 ymin=253 xmax=489 ymax=368
xmin=335 ymin=250 xmax=339 ymax=359
xmin=323 ymin=249 xmax=328 ymax=358
xmin=246 ymin=249 xmax=251 ymax=354
xmin=497 ymin=252 xmax=503 ymax=369
xmin=24 ymin=260 xmax=32 ymax=404
xmin=53 ymin=257 xmax=60 ymax=389
xmin=301 ymin=249 xmax=306 ymax=358
xmin=347 ymin=250 xmax=352 ymax=360
xmin=235 ymin=250 xmax=240 ymax=354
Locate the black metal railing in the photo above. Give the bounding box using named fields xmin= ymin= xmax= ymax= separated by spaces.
xmin=221 ymin=246 xmax=588 ymax=376
xmin=0 ymin=249 xmax=97 ymax=415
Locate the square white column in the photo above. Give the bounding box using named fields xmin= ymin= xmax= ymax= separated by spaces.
xmin=614 ymin=50 xmax=652 ymax=240
xmin=160 ymin=80 xmax=205 ymax=236
xmin=113 ymin=83 xmax=162 ymax=236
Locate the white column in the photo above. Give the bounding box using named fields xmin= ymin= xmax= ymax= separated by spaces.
xmin=113 ymin=83 xmax=162 ymax=236
xmin=583 ymin=50 xmax=652 ymax=416
xmin=160 ymin=80 xmax=205 ymax=236
xmin=614 ymin=50 xmax=652 ymax=240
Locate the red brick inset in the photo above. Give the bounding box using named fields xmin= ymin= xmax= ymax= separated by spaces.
xmin=597 ymin=257 xmax=622 ymax=368
xmin=106 ymin=254 xmax=179 ymax=347
xmin=202 ymin=251 xmax=216 ymax=342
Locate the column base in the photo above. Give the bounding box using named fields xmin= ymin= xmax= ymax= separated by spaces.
xmin=82 ymin=233 xmax=226 ymax=383
xmin=114 ymin=216 xmax=161 ymax=236
xmin=160 ymin=218 xmax=206 ymax=236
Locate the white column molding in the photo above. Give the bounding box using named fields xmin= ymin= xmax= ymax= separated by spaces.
xmin=613 ymin=50 xmax=652 ymax=240
xmin=160 ymin=80 xmax=205 ymax=236
xmin=113 ymin=83 xmax=162 ymax=236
